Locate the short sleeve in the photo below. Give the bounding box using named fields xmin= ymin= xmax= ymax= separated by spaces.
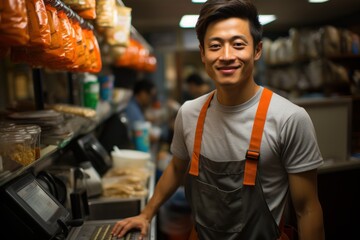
xmin=170 ymin=106 xmax=190 ymax=162
xmin=280 ymin=107 xmax=324 ymax=173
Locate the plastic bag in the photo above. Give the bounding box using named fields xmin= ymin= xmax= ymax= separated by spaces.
xmin=105 ymin=6 xmax=131 ymax=46
xmin=82 ymin=29 xmax=102 ymax=73
xmin=69 ymin=20 xmax=86 ymax=70
xmin=63 ymin=0 xmax=96 ymax=20
xmin=0 ymin=0 xmax=29 ymax=46
xmin=25 ymin=0 xmax=51 ymax=47
xmin=56 ymin=10 xmax=76 ymax=66
xmin=96 ymin=0 xmax=116 ymax=27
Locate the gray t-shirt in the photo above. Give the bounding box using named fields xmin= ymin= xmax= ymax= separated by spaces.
xmin=170 ymin=86 xmax=323 ymax=224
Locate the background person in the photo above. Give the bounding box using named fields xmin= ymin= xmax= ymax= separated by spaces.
xmin=125 ymin=78 xmax=159 ymax=151
xmin=182 ymin=72 xmax=212 ymax=102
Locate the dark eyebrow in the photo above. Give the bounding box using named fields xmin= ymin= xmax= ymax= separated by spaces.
xmin=208 ymin=35 xmax=249 ymax=44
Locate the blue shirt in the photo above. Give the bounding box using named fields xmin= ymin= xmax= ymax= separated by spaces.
xmin=125 ymin=97 xmax=145 ymax=130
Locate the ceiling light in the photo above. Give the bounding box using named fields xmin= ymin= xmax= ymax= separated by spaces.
xmin=259 ymin=15 xmax=277 ymax=25
xmin=308 ymin=0 xmax=329 ymax=3
xmin=192 ymin=0 xmax=206 ymax=2
xmin=179 ymin=15 xmax=199 ymax=28
xmin=179 ymin=14 xmax=277 ymax=28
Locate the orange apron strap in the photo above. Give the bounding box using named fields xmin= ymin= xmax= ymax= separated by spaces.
xmin=189 ymin=91 xmax=216 ymax=176
xmin=243 ymin=88 xmax=273 ymax=186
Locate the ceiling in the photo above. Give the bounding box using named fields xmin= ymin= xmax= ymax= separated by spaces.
xmin=122 ymin=0 xmax=360 ymax=36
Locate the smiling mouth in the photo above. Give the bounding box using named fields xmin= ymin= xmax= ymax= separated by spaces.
xmin=217 ymin=66 xmax=240 ymax=74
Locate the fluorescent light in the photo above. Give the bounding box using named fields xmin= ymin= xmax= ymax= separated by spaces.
xmin=308 ymin=0 xmax=329 ymax=3
xmin=179 ymin=14 xmax=276 ymax=28
xmin=259 ymin=15 xmax=277 ymax=25
xmin=179 ymin=15 xmax=199 ymax=28
xmin=192 ymin=0 xmax=206 ymax=2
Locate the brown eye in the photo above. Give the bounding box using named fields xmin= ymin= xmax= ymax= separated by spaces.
xmin=209 ymin=43 xmax=221 ymax=50
xmin=234 ymin=42 xmax=245 ymax=48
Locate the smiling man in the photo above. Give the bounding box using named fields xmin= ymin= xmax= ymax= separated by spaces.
xmin=111 ymin=1 xmax=325 ymax=240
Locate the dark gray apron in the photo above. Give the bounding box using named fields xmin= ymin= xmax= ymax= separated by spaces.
xmin=185 ymin=89 xmax=283 ymax=240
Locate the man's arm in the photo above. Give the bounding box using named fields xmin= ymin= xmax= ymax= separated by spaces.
xmin=111 ymin=155 xmax=189 ymax=238
xmin=288 ymin=169 xmax=325 ymax=240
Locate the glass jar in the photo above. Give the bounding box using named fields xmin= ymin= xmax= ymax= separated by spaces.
xmin=0 ymin=133 xmax=34 ymax=172
xmin=14 ymin=124 xmax=41 ymax=159
xmin=0 ymin=124 xmax=41 ymax=160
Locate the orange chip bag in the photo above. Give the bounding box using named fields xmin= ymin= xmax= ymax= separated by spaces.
xmin=0 ymin=0 xmax=29 ymax=46
xmin=25 ymin=0 xmax=51 ymax=47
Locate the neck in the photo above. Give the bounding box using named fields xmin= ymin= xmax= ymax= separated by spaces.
xmin=216 ymin=82 xmax=260 ymax=106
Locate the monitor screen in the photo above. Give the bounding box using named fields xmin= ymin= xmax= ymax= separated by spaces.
xmin=3 ymin=173 xmax=71 ymax=238
xmin=17 ymin=180 xmax=60 ymax=222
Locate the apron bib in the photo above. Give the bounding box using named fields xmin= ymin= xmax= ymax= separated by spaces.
xmin=185 ymin=88 xmax=287 ymax=240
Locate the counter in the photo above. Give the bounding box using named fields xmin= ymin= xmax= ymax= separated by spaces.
xmin=85 ymin=162 xmax=157 ymax=240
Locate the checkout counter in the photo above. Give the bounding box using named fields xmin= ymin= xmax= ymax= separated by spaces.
xmin=0 ymin=131 xmax=157 ymax=240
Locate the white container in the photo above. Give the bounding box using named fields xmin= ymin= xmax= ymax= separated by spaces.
xmin=111 ymin=148 xmax=151 ymax=169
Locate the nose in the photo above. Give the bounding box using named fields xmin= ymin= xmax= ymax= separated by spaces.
xmin=219 ymin=45 xmax=236 ymax=61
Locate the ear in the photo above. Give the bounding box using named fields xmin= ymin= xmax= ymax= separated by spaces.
xmin=254 ymin=41 xmax=262 ymax=61
xmin=199 ymin=44 xmax=205 ymax=63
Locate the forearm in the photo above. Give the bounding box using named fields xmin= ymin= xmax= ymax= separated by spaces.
xmin=140 ymin=157 xmax=187 ymax=221
xmin=296 ymin=203 xmax=325 ymax=240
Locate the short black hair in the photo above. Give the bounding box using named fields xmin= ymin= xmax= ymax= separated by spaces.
xmin=133 ymin=78 xmax=155 ymax=95
xmin=186 ymin=73 xmax=206 ymax=86
xmin=196 ymin=0 xmax=262 ymax=49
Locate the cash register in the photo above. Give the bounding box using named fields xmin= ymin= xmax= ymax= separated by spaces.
xmin=0 ymin=172 xmax=145 ymax=240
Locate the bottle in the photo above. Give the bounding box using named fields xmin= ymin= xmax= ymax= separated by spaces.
xmin=83 ymin=74 xmax=100 ymax=110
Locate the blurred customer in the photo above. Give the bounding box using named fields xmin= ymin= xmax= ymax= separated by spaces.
xmin=182 ymin=73 xmax=212 ymax=102
xmin=125 ymin=78 xmax=159 ymax=151
xmin=125 ymin=78 xmax=157 ymax=127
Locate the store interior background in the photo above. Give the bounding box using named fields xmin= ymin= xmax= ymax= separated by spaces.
xmin=1 ymin=0 xmax=360 ymax=239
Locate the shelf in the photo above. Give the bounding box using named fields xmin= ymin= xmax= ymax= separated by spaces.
xmin=0 ymin=99 xmax=130 ymax=187
xmin=319 ymin=158 xmax=360 ymax=174
xmin=328 ymin=54 xmax=360 ymax=69
xmin=0 ymin=145 xmax=58 ymax=187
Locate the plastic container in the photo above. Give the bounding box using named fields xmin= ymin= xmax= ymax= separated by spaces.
xmin=133 ymin=121 xmax=151 ymax=153
xmin=98 ymin=75 xmax=114 ymax=102
xmin=111 ymin=149 xmax=151 ymax=169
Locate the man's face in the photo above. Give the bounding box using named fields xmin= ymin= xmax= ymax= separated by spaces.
xmin=139 ymin=89 xmax=156 ymax=108
xmin=200 ymin=17 xmax=262 ymax=90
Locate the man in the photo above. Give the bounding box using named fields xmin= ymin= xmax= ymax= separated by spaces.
xmin=125 ymin=78 xmax=157 ymax=129
xmin=112 ymin=1 xmax=325 ymax=239
xmin=182 ymin=72 xmax=212 ymax=102
xmin=125 ymin=78 xmax=158 ymax=151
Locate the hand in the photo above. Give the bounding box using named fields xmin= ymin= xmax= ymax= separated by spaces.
xmin=111 ymin=214 xmax=150 ymax=240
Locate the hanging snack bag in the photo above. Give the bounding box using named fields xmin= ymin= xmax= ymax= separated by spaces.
xmin=63 ymin=0 xmax=96 ymax=20
xmin=105 ymin=6 xmax=132 ymax=47
xmin=25 ymin=0 xmax=51 ymax=47
xmin=96 ymin=0 xmax=116 ymax=28
xmin=0 ymin=0 xmax=29 ymax=46
xmin=50 ymin=10 xmax=77 ymax=69
xmin=69 ymin=20 xmax=86 ymax=70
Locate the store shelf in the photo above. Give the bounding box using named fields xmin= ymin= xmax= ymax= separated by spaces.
xmin=0 ymin=145 xmax=58 ymax=187
xmin=319 ymin=158 xmax=360 ymax=174
xmin=0 ymin=99 xmax=130 ymax=187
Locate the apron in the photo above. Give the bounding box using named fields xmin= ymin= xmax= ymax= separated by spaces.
xmin=185 ymin=88 xmax=289 ymax=240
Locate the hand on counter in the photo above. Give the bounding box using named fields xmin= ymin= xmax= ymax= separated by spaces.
xmin=111 ymin=213 xmax=149 ymax=240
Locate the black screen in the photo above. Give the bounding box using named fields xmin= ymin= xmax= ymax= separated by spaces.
xmin=17 ymin=180 xmax=60 ymax=222
xmin=2 ymin=173 xmax=71 ymax=238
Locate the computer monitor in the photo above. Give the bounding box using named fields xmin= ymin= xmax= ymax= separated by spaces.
xmin=1 ymin=173 xmax=71 ymax=239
